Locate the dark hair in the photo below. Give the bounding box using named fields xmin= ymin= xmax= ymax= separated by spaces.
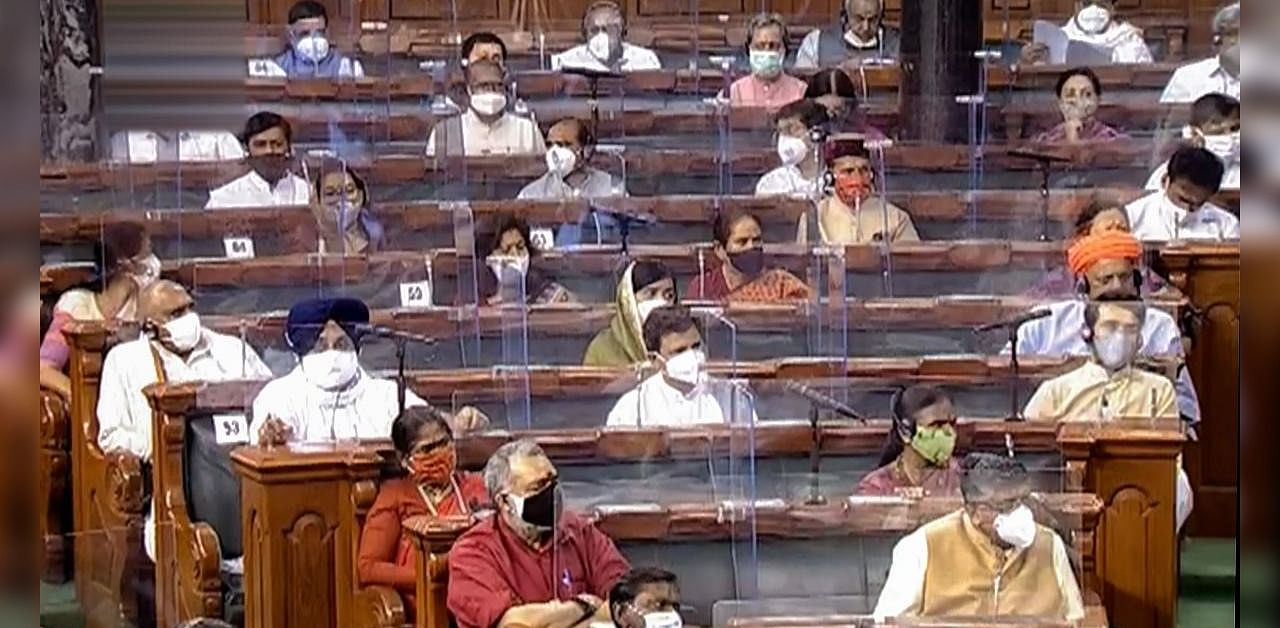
xmin=631 ymin=260 xmax=675 ymax=294
xmin=745 ymin=13 xmax=789 ymax=55
xmin=959 ymin=452 xmax=1027 ymax=503
xmin=461 ymin=32 xmax=508 ymax=62
xmin=239 ymin=111 xmax=292 ymax=147
xmin=553 ymin=118 xmax=595 ymax=148
xmin=642 ymin=305 xmax=701 ymax=353
xmin=609 ymin=567 xmax=679 ymax=620
xmin=1190 ymin=93 xmax=1240 ymax=127
xmin=94 ymin=221 xmax=149 ymax=280
xmin=480 ymin=213 xmax=536 ymax=259
xmin=1073 ymin=201 xmax=1129 ymax=236
xmin=1167 ymin=146 xmax=1225 ymax=194
xmin=1054 ymin=66 xmax=1102 ymax=99
xmin=876 ymin=385 xmax=951 ymax=467
xmin=390 ymin=406 xmax=453 ymax=456
xmin=287 ymin=0 xmax=327 ymax=25
xmin=312 ymin=163 xmax=369 ymax=206
xmin=712 ymin=210 xmax=760 ymax=247
xmin=1083 ymin=299 xmax=1146 ymax=336
xmin=312 ymin=166 xmax=386 ymax=251
xmin=804 ymin=68 xmax=859 ymax=102
xmin=774 ymin=99 xmax=829 ymax=131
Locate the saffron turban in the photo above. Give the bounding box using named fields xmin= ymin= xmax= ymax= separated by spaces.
xmin=1066 ymin=231 xmax=1143 ymax=276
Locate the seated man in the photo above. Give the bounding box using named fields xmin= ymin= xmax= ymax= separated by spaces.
xmin=97 ymin=280 xmax=271 ymax=560
xmin=794 ymin=0 xmax=900 ymax=69
xmin=584 ymin=261 xmax=678 ymax=367
xmin=727 ymin=14 xmax=806 ymax=110
xmin=462 ymin=31 xmax=507 ymax=68
xmin=553 ymin=1 xmax=660 ymax=73
xmin=1160 ymin=3 xmax=1239 ymax=103
xmin=448 ymin=440 xmax=631 ymax=628
xmin=519 ymin=118 xmax=625 ymax=246
xmin=426 ymin=60 xmax=546 ymax=157
xmin=1125 ymin=146 xmax=1239 ymax=241
xmin=1019 ymin=0 xmax=1152 ymax=65
xmin=1010 ymin=230 xmax=1200 ymax=424
xmin=109 ymin=129 xmax=243 ymax=163
xmin=1146 ymin=93 xmax=1240 ymax=191
xmin=251 ymin=297 xmax=486 ymax=444
xmin=873 ymin=453 xmax=1084 ymax=620
xmin=685 ymin=209 xmax=810 ymax=302
xmin=205 ymin=112 xmax=310 ymax=209
xmin=607 ymin=568 xmax=683 ymax=628
xmin=1022 ymin=202 xmax=1170 ymax=300
xmin=755 ymin=99 xmax=828 ymax=198
xmin=797 ymin=139 xmax=919 ymax=244
xmin=249 ymin=0 xmax=364 ymax=78
xmin=606 ymin=305 xmax=758 ymax=427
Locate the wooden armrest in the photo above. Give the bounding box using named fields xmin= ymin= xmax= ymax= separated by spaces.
xmin=354 ymin=584 xmax=407 ymax=628
xmin=105 ymin=450 xmax=147 ymax=516
xmin=40 ymin=388 xmax=70 ymax=450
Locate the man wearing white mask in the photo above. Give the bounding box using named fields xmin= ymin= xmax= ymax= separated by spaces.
xmin=96 ymin=280 xmax=271 ymax=561
xmin=606 ymin=305 xmax=758 ymax=427
xmin=518 ymin=118 xmax=625 ymax=246
xmin=755 ymin=99 xmax=829 ymax=198
xmin=205 ymin=112 xmax=311 ymax=209
xmin=251 ymin=297 xmax=488 ymax=445
xmin=873 ymin=453 xmax=1084 ymax=621
xmin=1146 ymin=93 xmax=1240 ymax=191
xmin=552 ymin=1 xmax=661 ymax=73
xmin=1161 ymin=3 xmax=1240 ymax=103
xmin=727 ymin=14 xmax=807 ymax=110
xmin=426 ymin=60 xmax=546 ymax=157
xmin=249 ymin=0 xmax=364 ymax=78
xmin=1020 ymin=0 xmax=1152 ymax=65
xmin=794 ymin=0 xmax=901 ymax=69
xmin=606 ymin=569 xmax=683 ymax=628
xmin=1126 ymin=146 xmax=1240 ymax=241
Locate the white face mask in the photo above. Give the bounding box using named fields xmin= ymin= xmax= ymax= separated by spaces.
xmin=1203 ymin=132 xmax=1242 ymax=164
xmin=1075 ymin=4 xmax=1111 ymax=35
xmin=845 ymin=28 xmax=879 ymax=48
xmin=587 ymin=31 xmax=615 ymax=61
xmin=162 ymin=311 xmax=202 ymax=352
xmin=294 ymin=32 xmax=331 ymax=62
xmin=748 ymin=49 xmax=783 ymax=79
xmin=469 ymin=91 xmax=508 ymax=117
xmin=487 ymin=255 xmax=530 ymax=285
xmin=636 ymin=298 xmax=668 ymax=325
xmin=132 ymin=254 xmax=162 ymax=288
xmin=663 ymin=348 xmax=706 ymax=387
xmin=1093 ymin=330 xmax=1138 ymax=369
xmin=993 ymin=504 xmax=1037 ymax=549
xmin=545 ymin=146 xmax=578 ymax=176
xmin=642 ymin=611 xmax=683 ymax=628
xmin=776 ymin=135 xmax=809 ymax=167
xmin=301 ymin=349 xmax=360 ymax=391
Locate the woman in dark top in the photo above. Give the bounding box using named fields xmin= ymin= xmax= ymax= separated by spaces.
xmin=469 ymin=213 xmax=576 ymax=306
xmin=804 ymin=68 xmax=885 ymax=139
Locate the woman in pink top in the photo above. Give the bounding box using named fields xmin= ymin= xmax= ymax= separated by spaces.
xmin=727 ymin=13 xmax=807 ymax=110
xmin=857 ymin=385 xmax=962 ymax=497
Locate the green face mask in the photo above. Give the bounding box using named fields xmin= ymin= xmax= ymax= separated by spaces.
xmin=909 ymin=425 xmax=956 ymax=466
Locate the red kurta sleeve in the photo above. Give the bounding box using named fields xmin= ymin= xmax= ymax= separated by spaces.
xmin=357 ymin=480 xmax=416 ymax=591
xmin=583 ymin=523 xmax=631 ymax=598
xmin=448 ymin=528 xmax=520 ymax=628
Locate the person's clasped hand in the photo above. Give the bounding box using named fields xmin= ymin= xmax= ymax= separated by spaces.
xmin=257 ymin=415 xmax=293 ymax=447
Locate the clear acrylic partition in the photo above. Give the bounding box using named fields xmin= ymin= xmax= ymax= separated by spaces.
xmin=46 ymin=524 xmax=180 ymax=628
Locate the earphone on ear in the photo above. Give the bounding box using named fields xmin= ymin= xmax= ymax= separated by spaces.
xmin=889 ymin=387 xmax=913 ymax=440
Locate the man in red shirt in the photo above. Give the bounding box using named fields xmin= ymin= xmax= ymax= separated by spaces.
xmin=448 ymin=440 xmax=632 ymax=628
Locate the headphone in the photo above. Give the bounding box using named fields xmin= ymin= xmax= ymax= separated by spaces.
xmin=582 ymin=0 xmax=626 ymax=41
xmin=839 ymin=0 xmax=883 ymax=34
xmin=889 ymin=387 xmax=913 ymax=441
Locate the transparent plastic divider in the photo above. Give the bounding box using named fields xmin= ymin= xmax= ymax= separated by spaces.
xmin=448 ymin=201 xmax=482 ymax=367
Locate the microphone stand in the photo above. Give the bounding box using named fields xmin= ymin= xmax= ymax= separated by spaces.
xmin=1034 ymin=159 xmax=1051 ymax=242
xmin=1001 ymin=317 xmax=1042 ymax=422
xmin=396 ymin=336 xmax=408 ymax=416
xmin=806 ymin=402 xmax=827 ymax=506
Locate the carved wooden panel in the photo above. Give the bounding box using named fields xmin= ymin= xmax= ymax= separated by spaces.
xmin=285 ymin=513 xmax=338 ymax=627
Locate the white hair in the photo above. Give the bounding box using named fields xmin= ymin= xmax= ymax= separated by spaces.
xmin=1212 ymin=3 xmax=1240 ymax=34
xmin=483 ymin=439 xmax=546 ymax=498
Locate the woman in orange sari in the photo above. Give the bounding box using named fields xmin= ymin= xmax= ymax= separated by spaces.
xmin=685 ymin=210 xmax=810 ymax=303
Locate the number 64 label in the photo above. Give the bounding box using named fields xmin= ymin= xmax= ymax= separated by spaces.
xmin=212 ymin=414 xmax=249 ymax=445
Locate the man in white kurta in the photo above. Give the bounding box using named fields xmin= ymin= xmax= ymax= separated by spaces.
xmin=1159 ymin=3 xmax=1240 ymax=103
xmin=205 ymin=112 xmax=310 ymax=209
xmin=552 ymin=2 xmax=660 ymax=73
xmin=1126 ymin=146 xmax=1239 ymax=242
xmin=425 ymin=60 xmax=545 ymax=158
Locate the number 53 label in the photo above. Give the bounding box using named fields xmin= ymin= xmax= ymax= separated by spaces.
xmin=212 ymin=414 xmax=249 ymax=445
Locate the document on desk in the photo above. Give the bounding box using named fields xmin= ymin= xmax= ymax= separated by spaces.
xmin=1033 ymin=20 xmax=1069 ymax=65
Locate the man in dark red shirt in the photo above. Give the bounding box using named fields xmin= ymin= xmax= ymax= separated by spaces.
xmin=448 ymin=440 xmax=631 ymax=628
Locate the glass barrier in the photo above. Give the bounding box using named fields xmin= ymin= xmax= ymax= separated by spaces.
xmin=44 ymin=524 xmax=181 ymax=628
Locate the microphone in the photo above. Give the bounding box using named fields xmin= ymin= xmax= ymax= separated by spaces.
xmin=784 ymin=381 xmax=865 ymax=423
xmin=972 ymin=309 xmax=1051 ymax=334
xmin=1007 ymin=149 xmax=1073 ymax=165
xmin=355 ymin=325 xmax=437 ymax=345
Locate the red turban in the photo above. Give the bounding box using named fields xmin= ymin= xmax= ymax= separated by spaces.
xmin=1066 ymin=231 xmax=1143 ymax=276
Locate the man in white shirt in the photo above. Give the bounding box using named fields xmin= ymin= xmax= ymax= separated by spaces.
xmin=109 ymin=130 xmax=244 ymax=164
xmin=1146 ymin=93 xmax=1240 ymax=191
xmin=606 ymin=305 xmax=757 ymax=427
xmin=1127 ymin=146 xmax=1239 ymax=241
xmin=96 ymin=280 xmax=271 ymax=560
xmin=1160 ymin=3 xmax=1239 ymax=103
xmin=793 ymin=0 xmax=901 ymax=69
xmin=755 ymin=99 xmax=828 ymax=199
xmin=425 ymin=60 xmax=546 ymax=157
xmin=205 ymin=112 xmax=311 ymax=209
xmin=552 ymin=1 xmax=661 ymax=73
xmin=248 ymin=0 xmax=364 ymax=79
xmin=873 ymin=453 xmax=1084 ymax=621
xmin=1020 ymin=0 xmax=1153 ymax=65
xmin=518 ymin=118 xmax=624 ymax=246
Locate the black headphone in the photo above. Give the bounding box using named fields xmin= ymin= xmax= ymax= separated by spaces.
xmin=839 ymin=0 xmax=883 ymax=34
xmin=889 ymin=387 xmax=913 ymax=441
xmin=582 ymin=0 xmax=625 ymax=41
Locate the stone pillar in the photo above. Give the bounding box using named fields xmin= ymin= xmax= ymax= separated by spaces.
xmin=899 ymin=0 xmax=982 ymax=143
xmin=40 ymin=0 xmax=98 ymax=162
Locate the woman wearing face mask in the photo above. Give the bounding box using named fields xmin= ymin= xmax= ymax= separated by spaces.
xmin=1145 ymin=93 xmax=1240 ymax=192
xmin=857 ymin=385 xmax=962 ymax=497
xmin=685 ymin=211 xmax=810 ymax=303
xmin=251 ymin=297 xmax=489 ymax=445
xmin=803 ymin=69 xmax=884 ymax=138
xmin=40 ymin=221 xmax=160 ymax=399
xmin=755 ymin=99 xmax=830 ymax=198
xmin=798 ymin=139 xmax=918 ymax=244
xmin=583 ymin=260 xmax=677 ymax=367
xmin=1033 ymin=67 xmax=1128 ymax=145
xmin=357 ymin=406 xmax=487 ymax=606
xmin=727 ymin=14 xmax=807 ymax=110
xmin=307 ymin=167 xmax=385 ymax=255
xmin=1019 ymin=0 xmax=1152 ymax=65
xmin=471 ymin=213 xmax=575 ymax=307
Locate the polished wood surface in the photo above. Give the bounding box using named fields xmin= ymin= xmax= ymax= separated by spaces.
xmin=39 ymin=387 xmax=71 ymax=583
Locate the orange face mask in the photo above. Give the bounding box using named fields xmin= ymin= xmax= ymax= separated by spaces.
xmin=406 ymin=447 xmax=456 ymax=487
xmin=834 ymin=172 xmax=873 ymax=207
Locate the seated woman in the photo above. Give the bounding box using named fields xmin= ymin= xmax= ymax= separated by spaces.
xmin=857 ymin=385 xmax=961 ymax=497
xmin=1022 ymin=202 xmax=1170 ymax=300
xmin=685 ymin=210 xmax=810 ymax=302
xmin=797 ymin=139 xmax=919 ymax=244
xmin=583 ymin=260 xmax=677 ymax=367
xmin=357 ymin=406 xmax=487 ymax=602
xmin=471 ymin=213 xmax=576 ymax=306
xmin=40 ymin=221 xmax=160 ymax=399
xmin=307 ymin=166 xmax=385 ymax=255
xmin=1020 ymin=0 xmax=1153 ymax=65
xmin=1032 ymin=67 xmax=1128 ymax=144
xmin=804 ymin=68 xmax=884 ymax=139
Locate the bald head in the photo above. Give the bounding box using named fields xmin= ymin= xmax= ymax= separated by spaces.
xmin=138 ymin=280 xmax=194 ymax=324
xmin=547 ymin=118 xmax=592 ymax=151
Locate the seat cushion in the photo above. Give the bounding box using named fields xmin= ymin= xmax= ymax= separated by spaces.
xmin=183 ymin=415 xmax=243 ymax=558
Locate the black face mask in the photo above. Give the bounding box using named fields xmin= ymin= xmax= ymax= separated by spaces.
xmin=248 ymin=154 xmax=291 ymax=184
xmin=515 ymin=479 xmax=560 ymax=529
xmin=728 ymin=247 xmax=765 ymax=278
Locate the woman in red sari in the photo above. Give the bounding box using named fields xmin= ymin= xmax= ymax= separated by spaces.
xmin=857 ymin=385 xmax=962 ymax=497
xmin=357 ymin=406 xmax=488 ymax=602
xmin=685 ymin=210 xmax=810 ymax=303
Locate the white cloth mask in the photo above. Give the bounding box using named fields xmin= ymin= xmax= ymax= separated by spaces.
xmin=1203 ymin=132 xmax=1241 ymax=164
xmin=1093 ymin=331 xmax=1138 ymax=370
xmin=844 ymin=29 xmax=880 ymax=48
xmin=636 ymin=298 xmax=668 ymax=325
xmin=295 ymin=33 xmax=331 ymax=62
xmin=470 ymin=91 xmax=508 ymax=117
xmin=663 ymin=348 xmax=706 ymax=387
xmin=487 ymin=255 xmax=530 ymax=285
xmin=301 ymin=349 xmax=360 ymax=391
xmin=993 ymin=504 xmax=1037 ymax=549
xmin=643 ymin=611 xmax=684 ymax=628
xmin=163 ymin=312 xmax=202 ymax=352
xmin=1075 ymin=5 xmax=1112 ymax=35
xmin=132 ymin=254 xmax=162 ymax=288
xmin=776 ymin=135 xmax=809 ymax=167
xmin=588 ymin=31 xmax=614 ymax=61
xmin=545 ymin=146 xmax=578 ymax=176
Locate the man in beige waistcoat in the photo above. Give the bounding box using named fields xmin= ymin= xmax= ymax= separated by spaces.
xmin=873 ymin=453 xmax=1084 ymax=621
